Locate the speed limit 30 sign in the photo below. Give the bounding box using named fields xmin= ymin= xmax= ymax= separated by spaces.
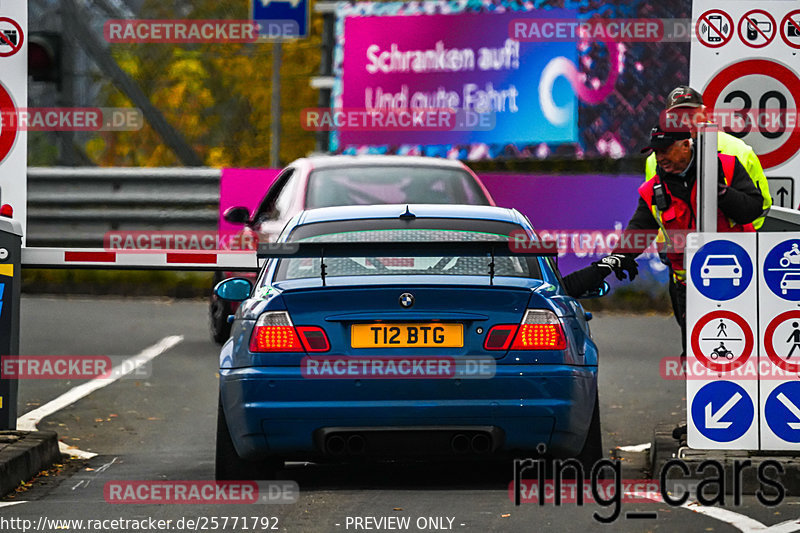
xmin=703 ymin=59 xmax=800 ymax=169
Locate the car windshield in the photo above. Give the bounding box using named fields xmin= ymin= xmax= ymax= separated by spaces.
xmin=705 ymin=256 xmax=738 ymax=266
xmin=305 ymin=166 xmax=489 ymax=208
xmin=273 ymin=228 xmax=537 ymax=281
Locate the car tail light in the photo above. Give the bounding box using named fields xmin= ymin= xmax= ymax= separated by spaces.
xmin=250 ymin=311 xmax=303 ymax=352
xmin=297 ymin=326 xmax=330 ymax=352
xmin=483 ymin=324 xmax=517 ymax=350
xmin=511 ymin=310 xmax=567 ymax=350
xmin=484 ymin=310 xmax=566 ymax=351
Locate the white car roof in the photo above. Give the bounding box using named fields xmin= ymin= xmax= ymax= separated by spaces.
xmin=298 ymin=155 xmax=469 ymax=170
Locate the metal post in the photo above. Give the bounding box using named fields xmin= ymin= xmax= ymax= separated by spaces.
xmin=316 ymin=12 xmax=334 ymax=153
xmin=270 ymin=42 xmax=282 ymax=168
xmin=0 ymin=216 xmax=22 ymax=429
xmin=696 ymin=123 xmax=719 ymax=232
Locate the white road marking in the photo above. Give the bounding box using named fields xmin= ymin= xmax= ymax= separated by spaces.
xmin=680 ymin=502 xmax=800 ymax=532
xmin=16 ymin=335 xmax=183 ymax=458
xmin=0 ymin=502 xmax=27 ymax=508
xmin=618 ymin=443 xmax=651 ymax=452
xmin=79 ymin=456 xmax=118 ymax=488
xmin=630 ymin=491 xmax=800 ymax=532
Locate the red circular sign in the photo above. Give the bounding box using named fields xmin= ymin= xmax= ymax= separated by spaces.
xmin=764 ymin=311 xmax=800 ymax=372
xmin=0 ymin=18 xmax=24 ymax=58
xmin=696 ymin=9 xmax=734 ymax=48
xmin=703 ymin=59 xmax=800 ymax=169
xmin=690 ymin=310 xmax=754 ymax=372
xmin=737 ymin=10 xmax=777 ymax=48
xmin=780 ymin=10 xmax=800 ymax=49
xmin=0 ymin=80 xmax=18 ymax=166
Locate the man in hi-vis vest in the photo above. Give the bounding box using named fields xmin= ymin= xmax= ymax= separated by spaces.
xmin=647 ymin=86 xmax=772 ymax=229
xmin=621 ymin=126 xmax=762 ymax=356
xmin=563 ymin=125 xmax=763 ymax=357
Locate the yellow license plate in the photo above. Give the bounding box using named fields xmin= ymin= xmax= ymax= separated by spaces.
xmin=351 ymin=323 xmax=463 ymax=348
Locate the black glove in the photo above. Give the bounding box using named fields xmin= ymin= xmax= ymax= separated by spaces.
xmin=593 ymin=254 xmax=639 ymax=281
xmin=563 ymin=264 xmax=608 ymax=298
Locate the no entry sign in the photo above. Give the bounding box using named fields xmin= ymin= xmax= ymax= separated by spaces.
xmin=0 ymin=81 xmax=18 ymax=166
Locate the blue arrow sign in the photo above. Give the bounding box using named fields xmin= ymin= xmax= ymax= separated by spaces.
xmin=689 ymin=240 xmax=753 ymax=301
xmin=252 ymin=0 xmax=307 ymax=38
xmin=765 ymin=382 xmax=800 ymax=443
xmin=763 ymin=239 xmax=800 ymax=301
xmin=691 ymin=381 xmax=754 ymax=442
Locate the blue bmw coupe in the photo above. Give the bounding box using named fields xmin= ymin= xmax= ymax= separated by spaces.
xmin=215 ymin=204 xmax=601 ymax=479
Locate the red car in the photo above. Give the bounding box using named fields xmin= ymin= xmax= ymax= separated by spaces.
xmin=211 ymin=155 xmax=495 ymax=343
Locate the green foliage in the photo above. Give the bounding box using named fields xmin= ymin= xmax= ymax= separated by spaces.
xmin=87 ymin=0 xmax=324 ymax=167
xmin=22 ymin=268 xmax=214 ymax=298
xmin=27 ymin=132 xmax=60 ymax=166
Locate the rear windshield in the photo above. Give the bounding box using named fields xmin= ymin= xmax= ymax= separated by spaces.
xmin=273 ymin=227 xmax=541 ymax=282
xmin=305 ymin=166 xmax=489 ymax=208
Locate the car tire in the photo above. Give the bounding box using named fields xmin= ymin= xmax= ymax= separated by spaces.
xmin=216 ymin=397 xmax=282 ymax=481
xmin=210 ymin=273 xmax=232 ymax=345
xmin=576 ymin=392 xmax=603 ymax=473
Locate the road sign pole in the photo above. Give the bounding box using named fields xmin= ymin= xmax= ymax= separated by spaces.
xmin=270 ymin=41 xmax=282 ymax=168
xmin=0 ymin=216 xmax=22 ymax=430
xmin=697 ymin=122 xmax=719 ymax=233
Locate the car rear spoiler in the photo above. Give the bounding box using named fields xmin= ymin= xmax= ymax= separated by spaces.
xmin=257 ymin=241 xmax=556 ymax=286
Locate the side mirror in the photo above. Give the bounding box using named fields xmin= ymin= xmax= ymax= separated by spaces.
xmin=578 ymin=281 xmax=610 ymax=299
xmin=214 ymin=277 xmax=253 ymax=301
xmin=223 ymin=206 xmax=251 ymax=225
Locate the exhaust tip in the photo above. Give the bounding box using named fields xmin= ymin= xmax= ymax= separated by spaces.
xmin=347 ymin=434 xmax=366 ymax=455
xmin=326 ymin=435 xmax=347 ymax=456
xmin=471 ymin=433 xmax=491 ymax=454
xmin=451 ymin=433 xmax=470 ymax=453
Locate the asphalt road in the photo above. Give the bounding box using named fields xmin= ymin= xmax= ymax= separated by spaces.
xmin=1 ymin=296 xmax=796 ymax=532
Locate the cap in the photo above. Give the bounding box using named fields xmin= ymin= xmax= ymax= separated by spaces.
xmin=665 ymin=86 xmax=703 ymax=112
xmin=640 ymin=126 xmax=691 ymax=153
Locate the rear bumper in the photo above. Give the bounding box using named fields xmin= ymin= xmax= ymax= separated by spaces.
xmin=219 ymin=364 xmax=597 ymax=461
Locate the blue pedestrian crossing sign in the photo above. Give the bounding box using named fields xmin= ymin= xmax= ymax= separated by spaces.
xmin=763 ymin=239 xmax=800 ymax=301
xmin=690 ymin=240 xmax=753 ymax=301
xmin=251 ymin=0 xmax=307 ymax=38
xmin=765 ymin=382 xmax=800 ymax=443
xmin=691 ymin=381 xmax=754 ymax=442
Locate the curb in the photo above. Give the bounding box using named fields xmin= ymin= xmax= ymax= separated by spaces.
xmin=650 ymin=423 xmax=681 ymax=476
xmin=0 ymin=430 xmax=62 ymax=497
xmin=651 ymin=423 xmax=800 ymax=495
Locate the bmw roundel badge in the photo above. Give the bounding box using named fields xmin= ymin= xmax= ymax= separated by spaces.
xmin=399 ymin=292 xmax=414 ymax=308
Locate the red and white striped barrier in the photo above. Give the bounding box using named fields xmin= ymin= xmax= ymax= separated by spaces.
xmin=21 ymin=248 xmax=260 ymax=270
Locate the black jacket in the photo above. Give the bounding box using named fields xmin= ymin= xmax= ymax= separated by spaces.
xmin=623 ymin=152 xmax=764 ymax=247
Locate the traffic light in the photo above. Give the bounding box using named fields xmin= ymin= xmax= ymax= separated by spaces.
xmin=28 ymin=31 xmax=61 ymax=85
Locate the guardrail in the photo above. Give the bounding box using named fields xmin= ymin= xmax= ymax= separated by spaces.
xmin=27 ymin=167 xmax=222 ymax=248
xmin=25 ymin=167 xmax=800 ymax=248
